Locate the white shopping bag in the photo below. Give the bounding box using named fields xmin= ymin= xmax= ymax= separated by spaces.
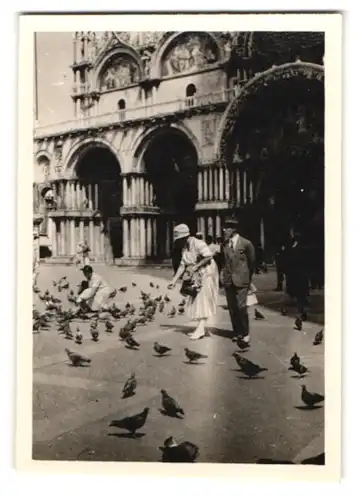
xmin=247 ymin=283 xmax=258 ymax=307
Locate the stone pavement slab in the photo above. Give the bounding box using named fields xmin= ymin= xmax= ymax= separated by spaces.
xmin=32 ymin=265 xmax=324 ymax=464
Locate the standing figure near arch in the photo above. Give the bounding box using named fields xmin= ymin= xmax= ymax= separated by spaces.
xmin=73 ymin=240 xmax=91 ymax=267
xmin=221 ymin=216 xmax=256 ymax=344
xmin=168 ymin=224 xmax=219 ymax=340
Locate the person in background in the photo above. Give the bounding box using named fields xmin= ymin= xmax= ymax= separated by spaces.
xmin=168 ymin=224 xmax=219 ymax=340
xmin=76 ymin=265 xmax=116 ymax=313
xmin=221 ymin=216 xmax=256 ymax=344
xmin=33 ymin=232 xmax=40 ymax=290
xmin=285 ymin=231 xmax=309 ymax=317
xmin=73 ymin=241 xmax=91 ymax=266
xmin=274 ymin=242 xmax=287 ymax=291
xmin=255 ymin=243 xmax=265 ymax=274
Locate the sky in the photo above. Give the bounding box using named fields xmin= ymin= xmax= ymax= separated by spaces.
xmin=35 ymin=32 xmax=74 ymax=126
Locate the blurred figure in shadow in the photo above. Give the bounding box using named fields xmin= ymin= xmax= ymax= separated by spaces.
xmin=285 ymin=232 xmax=310 ymax=316
xmin=255 ymin=243 xmax=265 ymax=274
xmin=274 ymin=241 xmax=288 ymax=291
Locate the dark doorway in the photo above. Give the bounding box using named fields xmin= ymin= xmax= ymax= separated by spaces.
xmin=143 ymin=130 xmax=198 ymax=259
xmin=76 ymin=146 xmax=123 ymax=261
xmin=225 ymin=74 xmax=324 ymax=262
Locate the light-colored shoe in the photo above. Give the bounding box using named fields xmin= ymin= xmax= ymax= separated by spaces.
xmin=190 ymin=329 xmax=205 ymax=340
xmin=242 ymin=335 xmax=250 ymax=343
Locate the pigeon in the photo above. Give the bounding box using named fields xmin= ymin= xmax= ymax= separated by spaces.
xmin=105 ymin=319 xmax=114 ymax=332
xmin=109 ymin=407 xmax=149 ymax=437
xmin=290 ymin=352 xmax=300 ymax=367
xmin=159 ymin=302 xmax=165 ymax=313
xmin=179 ymin=299 xmax=186 ymax=307
xmin=125 ymin=335 xmax=140 ymax=349
xmin=149 ymin=282 xmax=154 ymax=288
xmin=167 ymin=306 xmax=176 ymax=318
xmin=65 ymin=348 xmax=91 ymax=366
xmin=281 ymin=307 xmax=288 ymax=316
xmin=108 ymin=289 xmax=117 ymax=300
xmin=119 ymin=286 xmax=127 ymax=293
xmin=125 ymin=302 xmax=131 ymax=309
xmin=313 ymin=329 xmax=324 ymax=346
xmin=301 ymin=384 xmax=325 ymax=407
xmin=122 ymin=372 xmax=137 ymax=399
xmin=156 ymin=285 xmax=160 ymax=290
xmin=164 ymin=294 xmax=171 ymax=302
xmin=178 ymin=306 xmax=185 ymax=315
xmin=119 ymin=327 xmax=131 ymax=341
xmin=159 ymin=436 xmax=199 ymax=463
xmin=132 ymin=282 xmax=137 ymax=287
xmin=289 ymin=361 xmax=308 ymax=377
xmin=33 ymin=321 xmax=41 ymax=332
xmin=184 ymin=347 xmax=208 ymax=363
xmin=67 ymin=290 xmax=77 ymax=304
xmin=154 ymin=341 xmax=172 ymax=356
xmin=254 ymin=308 xmax=265 ymax=320
xmin=75 ymin=328 xmax=83 ymax=345
xmin=232 ymin=352 xmax=268 ymax=378
xmin=294 ymin=317 xmax=303 ymax=331
xmin=91 ymin=329 xmax=99 ymax=342
xmin=160 ymin=389 xmax=185 ymax=417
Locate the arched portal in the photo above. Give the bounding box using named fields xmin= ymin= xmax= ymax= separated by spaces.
xmin=75 ymin=144 xmax=123 ymax=261
xmin=217 ymin=62 xmax=324 ymax=263
xmin=140 ymin=128 xmax=198 ymax=259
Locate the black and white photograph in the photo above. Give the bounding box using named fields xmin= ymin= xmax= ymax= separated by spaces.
xmin=17 ymin=13 xmax=341 ymax=477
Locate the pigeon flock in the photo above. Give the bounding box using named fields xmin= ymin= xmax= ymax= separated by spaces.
xmin=33 ymin=274 xmax=324 ymax=464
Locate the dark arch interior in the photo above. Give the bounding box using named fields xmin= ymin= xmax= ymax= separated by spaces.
xmin=225 ymin=75 xmax=324 ymax=265
xmin=118 ymin=99 xmax=126 ymax=110
xmin=143 ymin=130 xmax=198 ymax=260
xmin=186 ymin=84 xmax=197 ymax=97
xmin=76 ymin=146 xmax=123 ymax=259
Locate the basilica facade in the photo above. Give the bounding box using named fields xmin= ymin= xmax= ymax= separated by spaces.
xmin=33 ymin=31 xmax=325 ymax=264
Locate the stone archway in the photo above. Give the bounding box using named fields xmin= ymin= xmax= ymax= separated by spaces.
xmin=216 ymin=61 xmax=324 ymax=261
xmin=75 ymin=144 xmax=123 ymax=262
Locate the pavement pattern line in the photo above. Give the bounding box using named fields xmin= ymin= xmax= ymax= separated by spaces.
xmin=33 ymin=385 xmax=159 ymax=443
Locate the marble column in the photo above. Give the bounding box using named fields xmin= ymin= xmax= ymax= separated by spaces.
xmin=70 ymin=181 xmax=75 ymax=210
xmin=130 ymin=219 xmax=136 ymax=258
xmin=152 ymin=218 xmax=157 ymax=257
xmin=236 ymin=171 xmax=240 ymax=205
xmin=141 ymin=178 xmax=145 ymax=206
xmin=165 ymin=220 xmax=171 ymax=258
xmin=123 ymin=218 xmax=129 ymax=257
xmin=146 ymin=218 xmax=152 ymax=257
xmin=89 ymin=220 xmax=94 ymax=255
xmin=242 ymin=170 xmax=247 ymax=204
xmin=60 ymin=220 xmax=65 ymax=255
xmin=100 ymin=222 xmax=105 ymax=259
xmin=88 ymin=184 xmax=93 ymax=210
xmin=216 ymin=215 xmax=221 ymax=239
xmin=198 ymin=171 xmax=203 ymax=202
xmin=204 ymin=170 xmax=208 ymax=201
xmin=131 ymin=178 xmax=136 ymax=206
xmin=123 ymin=177 xmax=128 ymax=206
xmin=79 ymin=219 xmax=84 ymax=245
xmin=76 ymin=183 xmax=81 ymax=210
xmin=225 ymin=169 xmax=230 ymax=201
xmin=51 ymin=219 xmax=57 ymax=257
xmin=219 ymin=167 xmax=224 ymax=201
xmin=260 ymin=217 xmax=265 ymax=248
xmin=94 ymin=183 xmax=99 ymax=210
xmin=207 ymin=215 xmax=213 ymax=235
xmin=140 ymin=218 xmax=146 ymax=257
xmin=70 ymin=220 xmax=76 ymax=255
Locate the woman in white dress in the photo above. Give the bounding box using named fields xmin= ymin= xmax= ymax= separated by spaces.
xmin=168 ymin=223 xmax=219 ymax=340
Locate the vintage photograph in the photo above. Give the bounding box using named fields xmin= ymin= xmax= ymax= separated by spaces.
xmin=30 ymin=26 xmax=328 ymax=466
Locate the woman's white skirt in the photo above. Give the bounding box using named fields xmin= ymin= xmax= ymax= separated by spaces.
xmin=186 ymin=260 xmax=219 ymax=320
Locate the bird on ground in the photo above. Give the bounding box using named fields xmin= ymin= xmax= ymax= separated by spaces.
xmin=136 ymin=316 xmax=147 ymax=326
xmin=90 ymin=317 xmax=98 ymax=329
xmin=52 ymin=280 xmax=58 ymax=288
xmin=179 ymin=299 xmax=186 ymax=307
xmin=154 ymin=341 xmax=172 ymax=356
xmin=119 ymin=286 xmax=127 ymax=293
xmin=122 ymin=372 xmax=137 ymax=399
xmin=184 ymin=347 xmax=208 ymax=364
xmin=75 ymin=328 xmax=83 ymax=345
xmin=159 ymin=436 xmax=199 ymax=463
xmin=164 ymin=294 xmax=171 ymax=302
xmin=118 ymin=327 xmax=131 ymax=341
xmin=108 ymin=289 xmax=117 ymax=300
xmin=281 ymin=307 xmax=288 ymax=316
xmin=91 ymin=329 xmax=99 ymax=342
xmin=65 ymin=348 xmax=91 ymax=366
xmin=39 ymin=290 xmax=51 ymax=301
xmin=232 ymin=352 xmax=268 ymax=378
xmin=290 ymin=352 xmax=300 ymax=367
xmin=289 ymin=360 xmax=308 ymax=377
xmin=156 ymin=285 xmax=160 ymax=290
xmin=301 ymin=384 xmax=325 ymax=407
xmin=125 ymin=335 xmax=140 ymax=349
xmin=65 ymin=327 xmax=74 ymax=340
xmin=67 ymin=290 xmax=77 ymax=304
xmin=161 ymin=389 xmax=185 ymax=417
xmin=254 ymin=309 xmax=265 ymax=320
xmin=159 ymin=302 xmax=165 ymax=313
xmin=178 ymin=306 xmax=185 ymax=315
xmin=33 ymin=286 xmax=41 ymax=294
xmin=155 ymin=295 xmax=163 ymax=302
xmin=109 ymin=407 xmax=150 ymax=437
xmin=313 ymin=329 xmax=324 ymax=346
xmin=132 ymin=282 xmax=137 ymax=287
xmin=149 ymin=282 xmax=154 ymax=288
xmin=33 ymin=321 xmax=41 ymax=332
xmin=105 ymin=319 xmax=114 ymax=332
xmin=125 ymin=302 xmax=131 ymax=309
xmin=167 ymin=306 xmax=176 ymax=318
xmin=294 ymin=317 xmax=303 ymax=331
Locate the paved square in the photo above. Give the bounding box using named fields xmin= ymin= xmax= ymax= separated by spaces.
xmin=32 ymin=265 xmax=324 ymax=463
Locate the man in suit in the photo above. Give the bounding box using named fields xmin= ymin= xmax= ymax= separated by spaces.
xmin=221 ymin=216 xmax=256 ymax=343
